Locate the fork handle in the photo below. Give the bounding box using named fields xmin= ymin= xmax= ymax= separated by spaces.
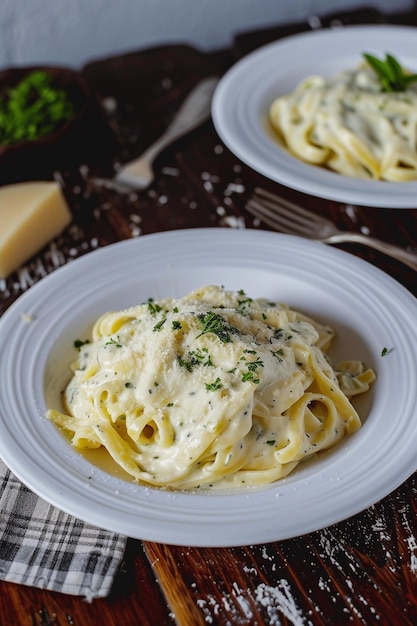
xmin=326 ymin=233 xmax=417 ymax=271
xmin=139 ymin=76 xmax=219 ymax=164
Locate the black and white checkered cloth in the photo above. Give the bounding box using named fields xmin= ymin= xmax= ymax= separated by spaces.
xmin=0 ymin=460 xmax=127 ymax=600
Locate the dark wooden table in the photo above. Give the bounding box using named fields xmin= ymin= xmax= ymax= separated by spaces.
xmin=1 ymin=7 xmax=417 ymax=626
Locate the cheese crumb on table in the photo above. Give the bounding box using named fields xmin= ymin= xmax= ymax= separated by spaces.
xmin=0 ymin=181 xmax=72 ymax=278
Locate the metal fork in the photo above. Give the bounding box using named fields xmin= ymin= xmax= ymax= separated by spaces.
xmin=91 ymin=77 xmax=218 ymax=192
xmin=246 ymin=187 xmax=417 ymax=271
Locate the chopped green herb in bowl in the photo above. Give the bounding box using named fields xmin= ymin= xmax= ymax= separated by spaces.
xmin=0 ymin=70 xmax=76 ymax=146
xmin=0 ymin=65 xmax=115 ymax=185
xmin=0 ymin=65 xmax=101 ymax=184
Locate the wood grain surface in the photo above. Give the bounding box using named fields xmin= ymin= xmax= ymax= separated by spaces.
xmin=1 ymin=7 xmax=417 ymax=626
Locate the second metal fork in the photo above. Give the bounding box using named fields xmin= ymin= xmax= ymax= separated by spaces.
xmin=246 ymin=187 xmax=417 ymax=271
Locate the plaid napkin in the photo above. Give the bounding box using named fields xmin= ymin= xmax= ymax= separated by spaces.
xmin=0 ymin=460 xmax=127 ymax=600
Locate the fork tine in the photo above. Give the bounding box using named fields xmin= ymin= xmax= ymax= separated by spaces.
xmin=253 ymin=187 xmax=327 ymax=226
xmin=249 ymin=197 xmax=315 ymax=235
xmin=245 ymin=199 xmax=288 ymax=233
xmin=246 ymin=187 xmax=417 ymax=272
xmin=246 ymin=198 xmax=315 ymax=237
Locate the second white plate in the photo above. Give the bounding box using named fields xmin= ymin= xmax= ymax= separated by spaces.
xmin=212 ymin=25 xmax=417 ymax=208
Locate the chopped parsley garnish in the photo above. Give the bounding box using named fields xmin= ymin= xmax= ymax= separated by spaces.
xmin=105 ymin=337 xmax=122 ymax=347
xmin=178 ymin=349 xmax=213 ymax=372
xmin=242 ymin=371 xmax=260 ymax=383
xmin=147 ymin=299 xmax=162 ymax=315
xmin=205 ymin=377 xmax=223 ymax=392
xmin=271 ymin=348 xmax=284 ymax=362
xmin=241 ymin=355 xmax=264 ymax=384
xmin=74 ymin=339 xmax=89 ymax=350
xmin=152 ymin=319 xmax=166 ymax=332
xmin=237 ymin=297 xmax=253 ymax=313
xmin=273 ymin=328 xmax=292 ymax=340
xmin=196 ymin=311 xmax=239 ymax=343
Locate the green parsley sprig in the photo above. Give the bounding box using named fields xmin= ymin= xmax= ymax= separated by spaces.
xmin=363 ymin=52 xmax=417 ymax=92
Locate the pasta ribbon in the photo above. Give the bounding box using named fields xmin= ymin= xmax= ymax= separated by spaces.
xmin=47 ymin=286 xmax=375 ymax=489
xmin=269 ymin=61 xmax=417 ymax=181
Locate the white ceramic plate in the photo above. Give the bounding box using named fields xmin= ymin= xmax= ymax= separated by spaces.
xmin=212 ymin=25 xmax=417 ymax=208
xmin=0 ymin=229 xmax=416 ymax=546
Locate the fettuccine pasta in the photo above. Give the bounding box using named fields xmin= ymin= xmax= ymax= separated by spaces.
xmin=269 ymin=59 xmax=417 ymax=181
xmin=47 ymin=285 xmax=375 ymax=489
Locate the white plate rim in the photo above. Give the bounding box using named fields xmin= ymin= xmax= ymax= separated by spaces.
xmin=212 ymin=24 xmax=417 ymax=208
xmin=0 ymin=228 xmax=416 ymax=546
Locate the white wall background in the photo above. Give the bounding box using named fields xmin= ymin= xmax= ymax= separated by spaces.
xmin=0 ymin=0 xmax=414 ymax=70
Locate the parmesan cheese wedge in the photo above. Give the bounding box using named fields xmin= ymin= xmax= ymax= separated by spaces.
xmin=0 ymin=181 xmax=72 ymax=278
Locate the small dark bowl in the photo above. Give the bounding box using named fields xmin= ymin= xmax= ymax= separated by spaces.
xmin=0 ymin=65 xmax=113 ymax=184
